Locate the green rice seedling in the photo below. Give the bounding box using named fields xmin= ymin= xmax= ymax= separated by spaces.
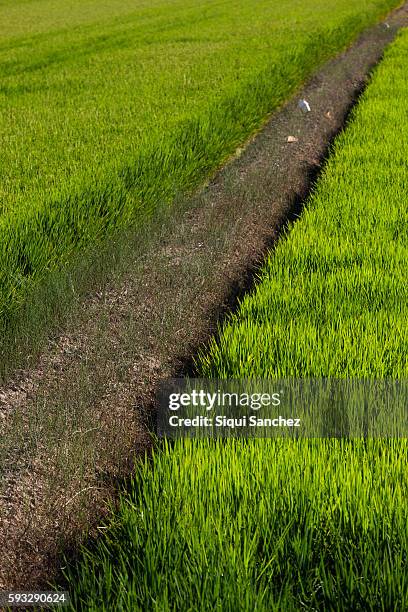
xmin=200 ymin=30 xmax=408 ymax=380
xmin=62 ymin=27 xmax=408 ymax=611
xmin=65 ymin=438 xmax=407 ymax=611
xmin=0 ymin=0 xmax=399 ymax=365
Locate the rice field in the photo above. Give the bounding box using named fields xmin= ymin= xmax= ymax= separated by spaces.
xmin=0 ymin=0 xmax=399 ymax=360
xmin=63 ymin=27 xmax=408 ymax=611
xmin=65 ymin=439 xmax=407 ymax=611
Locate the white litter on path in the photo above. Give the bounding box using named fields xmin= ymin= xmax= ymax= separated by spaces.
xmin=298 ymin=99 xmax=311 ymax=113
xmin=287 ymin=136 xmax=298 ymax=143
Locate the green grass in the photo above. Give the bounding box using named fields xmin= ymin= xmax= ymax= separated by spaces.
xmin=62 ymin=28 xmax=408 ymax=610
xmin=65 ymin=439 xmax=407 ymax=612
xmin=0 ymin=0 xmax=400 ymax=371
xmin=200 ymin=41 xmax=408 ymax=381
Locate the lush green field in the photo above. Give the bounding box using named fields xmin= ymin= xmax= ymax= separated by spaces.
xmin=64 ymin=28 xmax=408 ymax=610
xmin=0 ymin=0 xmax=399 ymax=362
xmin=65 ymin=439 xmax=407 ymax=611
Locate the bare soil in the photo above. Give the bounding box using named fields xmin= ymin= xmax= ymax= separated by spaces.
xmin=1 ymin=2 xmax=408 ymax=591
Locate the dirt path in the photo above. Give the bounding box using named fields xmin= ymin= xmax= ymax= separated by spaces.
xmin=1 ymin=3 xmax=408 ymax=590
